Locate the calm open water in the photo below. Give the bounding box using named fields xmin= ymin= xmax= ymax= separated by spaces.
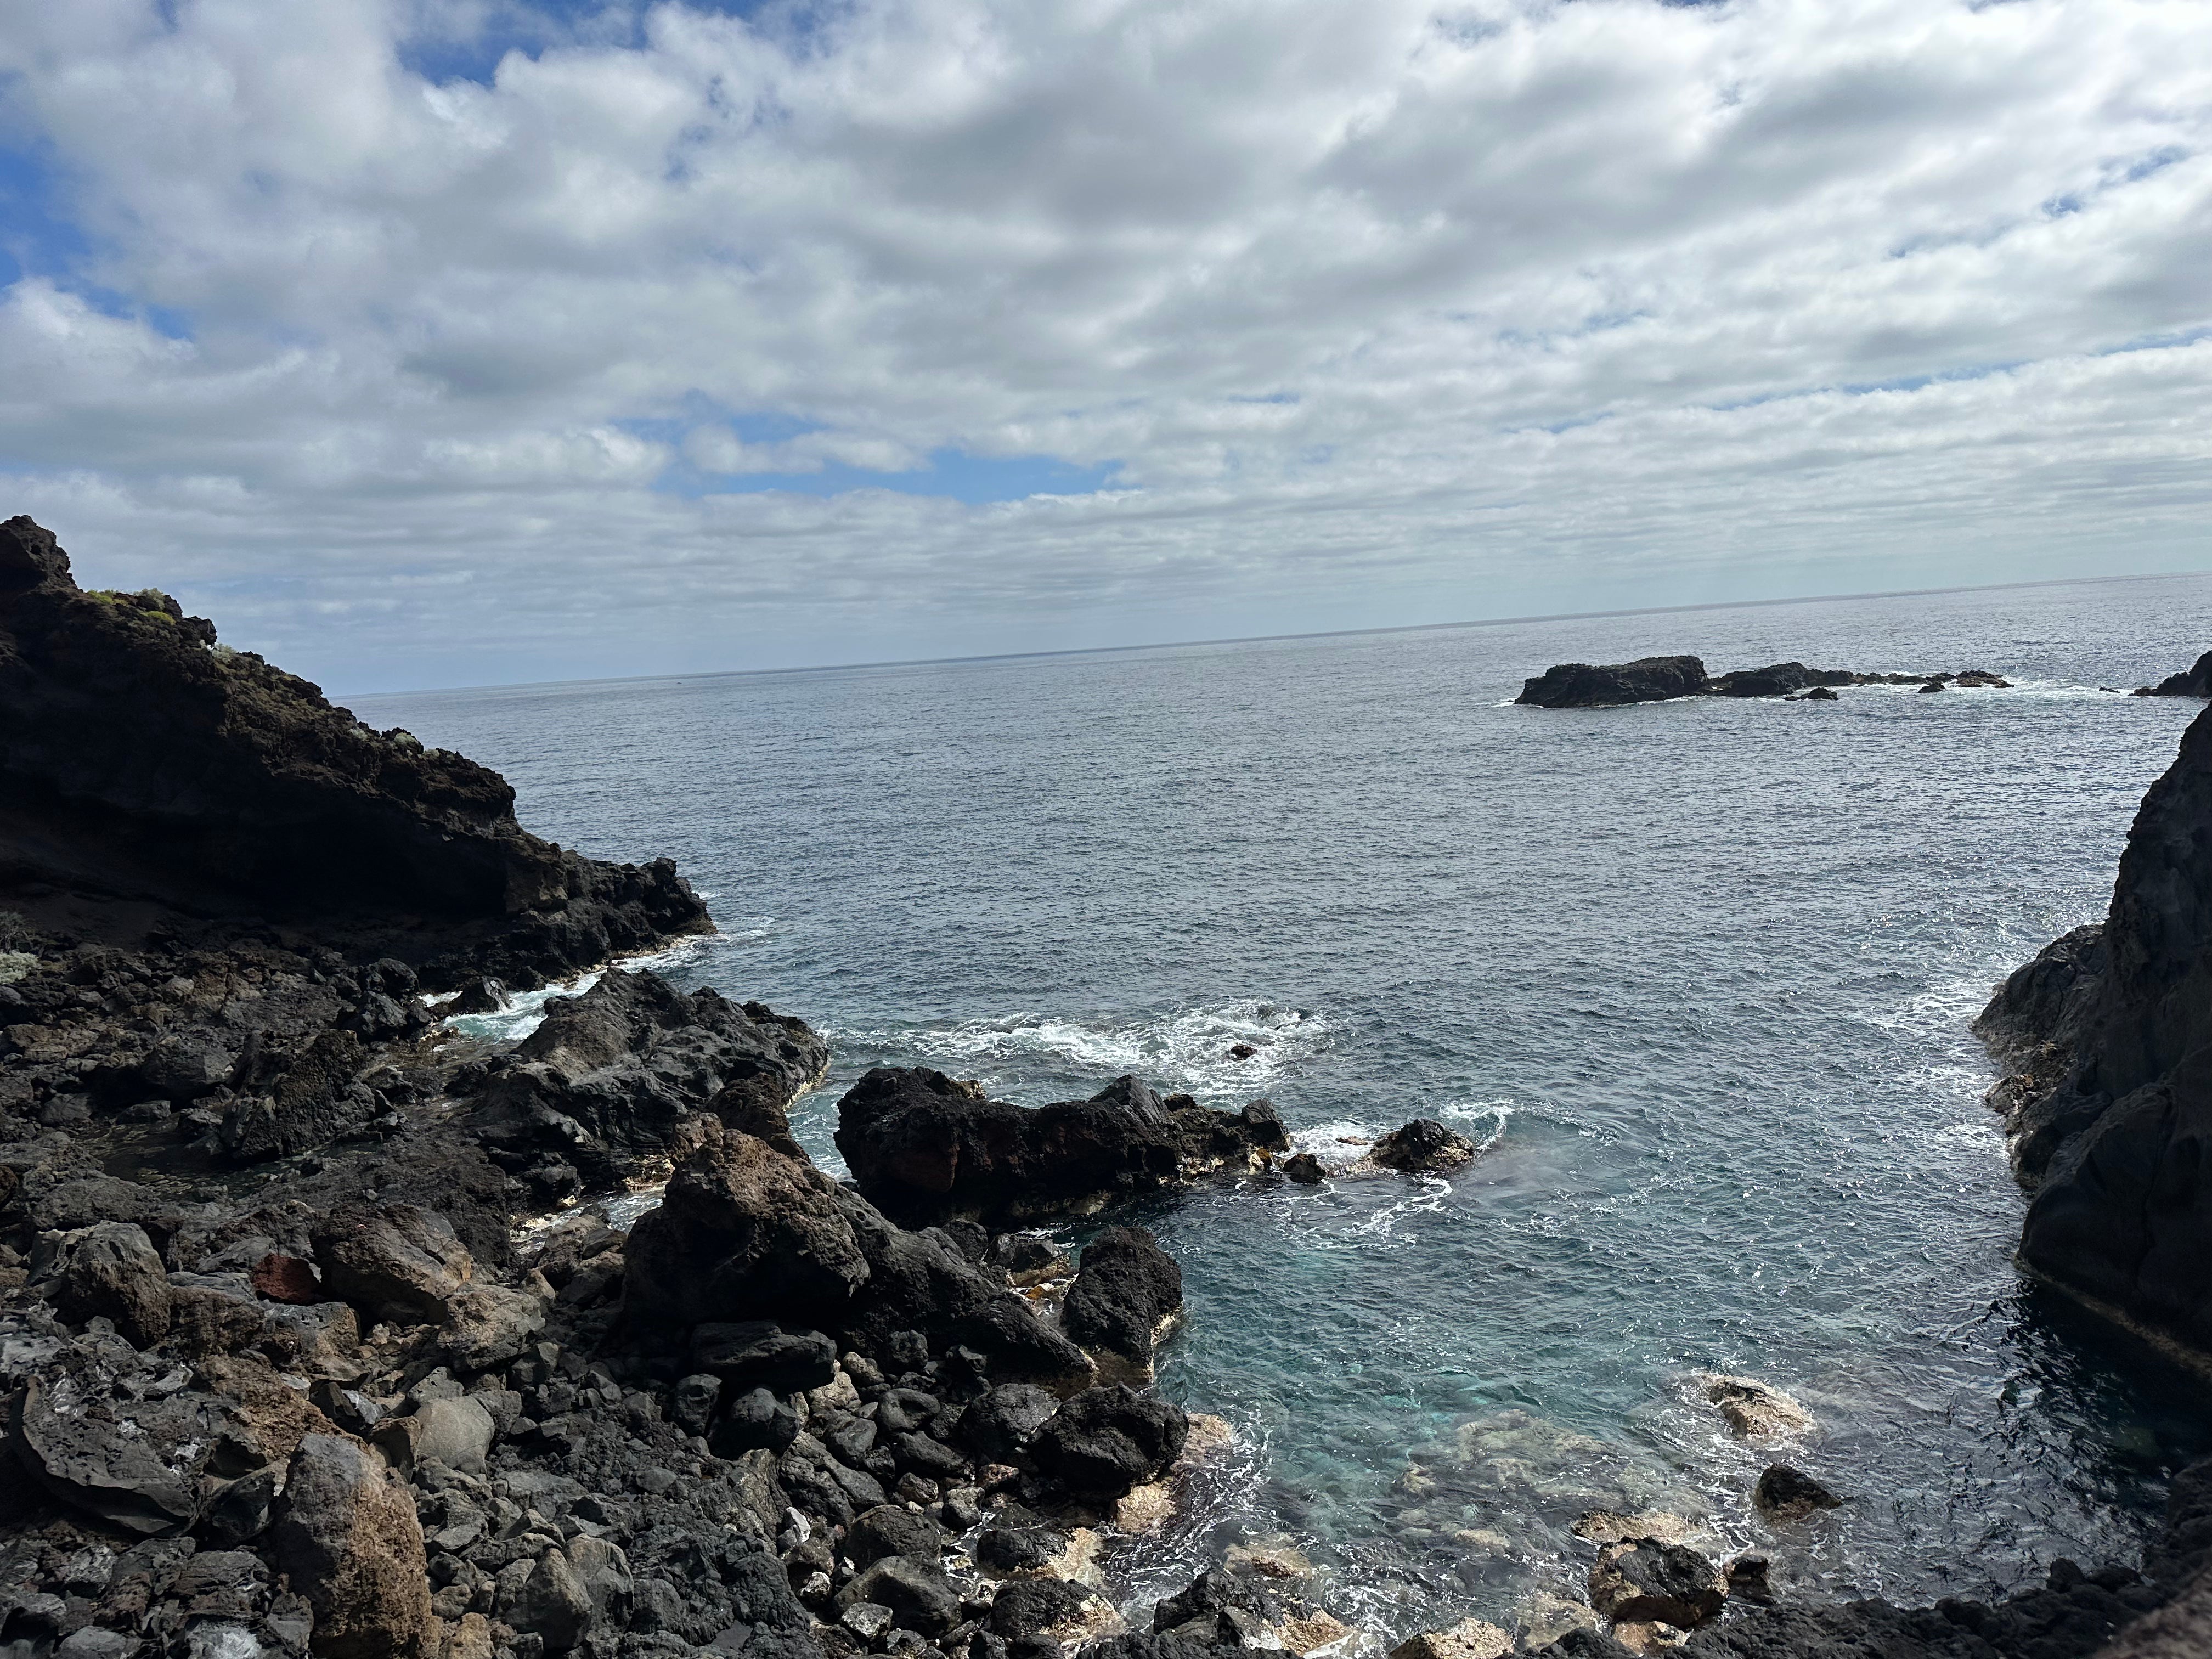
xmin=362 ymin=576 xmax=2212 ymax=1638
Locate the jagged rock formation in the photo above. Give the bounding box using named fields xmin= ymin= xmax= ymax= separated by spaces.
xmin=1978 ymin=703 xmax=2212 ymax=1356
xmin=466 ymin=969 xmax=829 ymax=1195
xmin=2132 ymin=652 xmax=2212 ymax=698
xmin=1515 ymin=656 xmax=2009 ymax=709
xmin=832 ymin=1068 xmax=1288 ymax=1225
xmin=0 ymin=516 xmax=708 ymax=984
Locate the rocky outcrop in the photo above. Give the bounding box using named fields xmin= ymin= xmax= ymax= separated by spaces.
xmin=1978 ymin=704 xmax=2212 ymax=1356
xmin=1372 ymin=1118 xmax=1479 ymax=1172
xmin=468 ymin=968 xmax=827 ymax=1193
xmin=2132 ymin=651 xmax=2212 ymax=697
xmin=1517 ymin=656 xmax=2012 ymax=709
xmin=1062 ymin=1226 xmax=1184 ymax=1383
xmin=0 ymin=515 xmax=708 ymax=982
xmin=833 ymin=1067 xmax=1288 ymax=1224
xmin=1515 ymin=656 xmax=1714 ymax=708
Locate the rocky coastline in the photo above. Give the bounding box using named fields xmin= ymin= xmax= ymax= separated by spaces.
xmin=3 ymin=515 xmax=2209 ymax=1659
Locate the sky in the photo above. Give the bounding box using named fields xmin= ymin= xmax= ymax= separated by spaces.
xmin=0 ymin=0 xmax=2207 ymax=693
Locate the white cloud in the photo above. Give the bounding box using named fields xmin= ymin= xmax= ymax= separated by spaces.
xmin=0 ymin=0 xmax=2205 ymax=689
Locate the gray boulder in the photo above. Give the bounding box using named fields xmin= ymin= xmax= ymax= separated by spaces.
xmin=49 ymin=1220 xmax=174 ymax=1346
xmin=268 ymin=1433 xmax=434 ymax=1659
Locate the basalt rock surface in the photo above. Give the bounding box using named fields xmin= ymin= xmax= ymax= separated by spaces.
xmin=1978 ymin=703 xmax=2212 ymax=1355
xmin=0 ymin=515 xmax=708 ymax=982
xmin=467 ymin=969 xmax=828 ymax=1195
xmin=833 ymin=1068 xmax=1288 ymax=1225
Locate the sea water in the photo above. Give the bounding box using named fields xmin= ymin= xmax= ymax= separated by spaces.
xmin=364 ymin=574 xmax=2212 ymax=1635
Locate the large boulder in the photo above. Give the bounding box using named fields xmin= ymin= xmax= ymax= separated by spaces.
xmin=1032 ymin=1385 xmax=1189 ymax=1502
xmin=467 ymin=969 xmax=826 ymax=1189
xmin=1062 ymin=1226 xmax=1183 ymax=1383
xmin=1514 ymin=656 xmax=1710 ymax=709
xmin=47 ymin=1220 xmax=174 ymax=1345
xmin=834 ymin=1068 xmax=1286 ymax=1225
xmin=219 ymin=1028 xmax=380 ymax=1162
xmin=831 ymin=1187 xmax=1093 ymax=1386
xmin=1370 ymin=1119 xmax=1478 ymax=1173
xmin=622 ymin=1121 xmax=871 ymax=1330
xmin=309 ymin=1201 xmax=476 ymax=1327
xmin=10 ymin=1352 xmax=229 ymax=1534
xmin=269 ymin=1433 xmax=435 ymax=1659
xmin=1708 ymin=662 xmax=1855 ymax=698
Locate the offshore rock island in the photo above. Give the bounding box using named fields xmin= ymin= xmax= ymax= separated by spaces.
xmin=1 ymin=512 xmax=2209 ymax=1659
xmin=1514 ymin=656 xmax=2013 ymax=708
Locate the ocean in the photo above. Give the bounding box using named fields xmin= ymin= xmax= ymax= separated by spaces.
xmin=360 ymin=574 xmax=2212 ymax=1638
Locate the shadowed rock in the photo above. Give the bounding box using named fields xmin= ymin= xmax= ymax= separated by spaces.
xmin=1979 ymin=703 xmax=2212 ymax=1355
xmin=2132 ymin=650 xmax=2212 ymax=697
xmin=0 ymin=515 xmax=709 ymax=979
xmin=1515 ymin=656 xmax=1712 ymax=708
xmin=833 ymin=1066 xmax=1288 ymax=1225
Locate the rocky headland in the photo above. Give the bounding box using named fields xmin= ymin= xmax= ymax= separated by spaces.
xmin=3 ymin=514 xmax=2208 ymax=1659
xmin=1515 ymin=657 xmax=2011 ymax=709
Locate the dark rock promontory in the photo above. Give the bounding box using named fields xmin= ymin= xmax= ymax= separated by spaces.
xmin=2132 ymin=651 xmax=2212 ymax=697
xmin=832 ymin=1066 xmax=1289 ymax=1224
xmin=0 ymin=515 xmax=709 ymax=984
xmin=1979 ymin=701 xmax=2212 ymax=1356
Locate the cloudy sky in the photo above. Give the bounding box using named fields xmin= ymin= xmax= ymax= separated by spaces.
xmin=1 ymin=0 xmax=2207 ymax=691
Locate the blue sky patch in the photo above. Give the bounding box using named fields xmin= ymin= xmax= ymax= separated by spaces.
xmin=673 ymin=447 xmax=1119 ymax=504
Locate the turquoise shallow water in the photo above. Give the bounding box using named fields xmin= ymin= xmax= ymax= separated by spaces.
xmin=365 ymin=576 xmax=2212 ymax=1635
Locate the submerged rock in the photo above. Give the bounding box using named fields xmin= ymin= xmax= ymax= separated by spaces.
xmin=1695 ymin=1373 xmax=1815 ymax=1441
xmin=1753 ymin=1464 xmax=1842 ymax=1520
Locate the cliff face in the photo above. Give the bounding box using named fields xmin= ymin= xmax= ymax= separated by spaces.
xmin=1979 ymin=702 xmax=2212 ymax=1356
xmin=0 ymin=516 xmax=708 ymax=981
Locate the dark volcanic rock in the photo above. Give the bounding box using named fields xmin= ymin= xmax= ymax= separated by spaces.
xmin=1978 ymin=704 xmax=2212 ymax=1353
xmin=1370 ymin=1118 xmax=1478 ymax=1172
xmin=0 ymin=516 xmax=709 ymax=977
xmin=1590 ymin=1537 xmax=1725 ymax=1628
xmin=833 ymin=1066 xmax=1287 ymax=1225
xmin=467 ymin=968 xmax=826 ymax=1189
xmin=270 ymin=1433 xmax=434 ymax=1659
xmin=1709 ymin=663 xmax=1854 ymax=698
xmin=2132 ymin=650 xmax=2212 ymax=698
xmin=1032 ymin=1384 xmax=1188 ymax=1501
xmin=1062 ymin=1225 xmax=1184 ymax=1382
xmin=1515 ymin=656 xmax=1711 ymax=709
xmin=623 ymin=1120 xmax=871 ymax=1330
xmin=1754 ymin=1464 xmax=1843 ymax=1520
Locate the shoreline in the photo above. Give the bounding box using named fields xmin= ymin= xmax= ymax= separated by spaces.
xmin=4 ymin=515 xmax=2210 ymax=1659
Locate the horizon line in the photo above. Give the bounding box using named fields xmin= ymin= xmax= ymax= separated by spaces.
xmin=345 ymin=566 xmax=2202 ymax=701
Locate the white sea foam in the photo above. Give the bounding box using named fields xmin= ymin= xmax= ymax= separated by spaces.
xmin=850 ymin=1000 xmax=1333 ymax=1098
xmin=444 ymin=972 xmax=603 ymax=1043
xmin=438 ymin=916 xmax=780 ymax=1043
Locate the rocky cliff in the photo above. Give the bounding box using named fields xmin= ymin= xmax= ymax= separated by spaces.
xmin=0 ymin=516 xmax=707 ymax=986
xmin=1979 ymin=702 xmax=2212 ymax=1358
